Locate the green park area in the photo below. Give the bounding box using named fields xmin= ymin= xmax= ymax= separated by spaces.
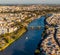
xmin=0 ymin=27 xmax=26 ymax=51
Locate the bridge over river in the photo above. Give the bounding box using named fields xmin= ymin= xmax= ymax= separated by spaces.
xmin=27 ymin=26 xmax=42 ymax=29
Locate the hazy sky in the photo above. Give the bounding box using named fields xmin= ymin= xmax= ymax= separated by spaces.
xmin=0 ymin=0 xmax=60 ymax=4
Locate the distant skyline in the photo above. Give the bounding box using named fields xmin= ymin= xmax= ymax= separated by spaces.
xmin=0 ymin=0 xmax=60 ymax=4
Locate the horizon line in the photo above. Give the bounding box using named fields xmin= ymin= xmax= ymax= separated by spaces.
xmin=0 ymin=3 xmax=60 ymax=6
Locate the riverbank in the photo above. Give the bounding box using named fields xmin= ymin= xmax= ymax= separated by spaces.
xmin=0 ymin=15 xmax=47 ymax=55
xmin=35 ymin=14 xmax=60 ymax=55
xmin=0 ymin=27 xmax=26 ymax=51
xmin=0 ymin=14 xmax=41 ymax=51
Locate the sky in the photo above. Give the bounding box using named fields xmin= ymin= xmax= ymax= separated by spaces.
xmin=0 ymin=0 xmax=60 ymax=4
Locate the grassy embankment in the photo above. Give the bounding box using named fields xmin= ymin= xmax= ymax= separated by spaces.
xmin=0 ymin=27 xmax=26 ymax=51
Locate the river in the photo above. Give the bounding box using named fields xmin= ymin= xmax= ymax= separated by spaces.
xmin=0 ymin=16 xmax=45 ymax=55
